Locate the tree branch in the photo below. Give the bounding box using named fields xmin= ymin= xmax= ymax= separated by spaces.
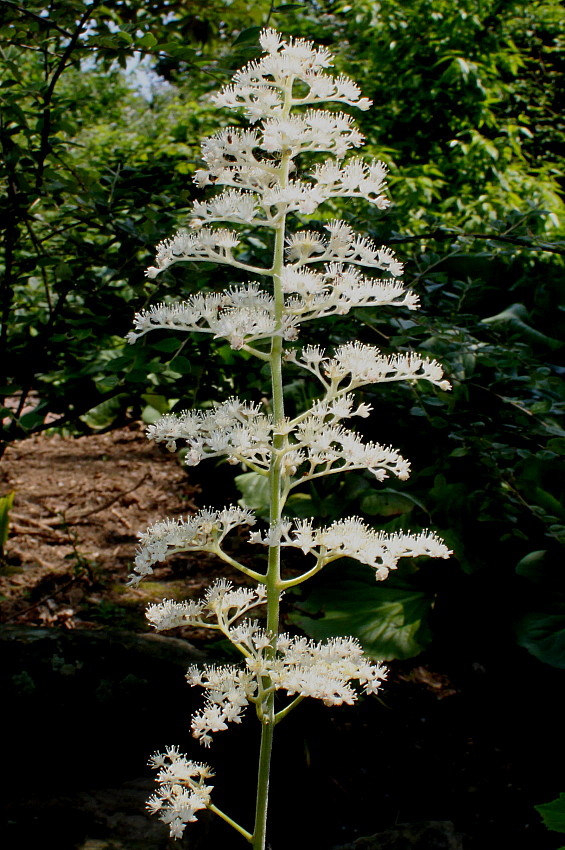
xmin=387 ymin=228 xmax=565 ymax=256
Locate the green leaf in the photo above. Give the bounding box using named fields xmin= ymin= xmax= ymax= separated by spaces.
xmin=515 ymin=550 xmax=548 ymax=583
xmin=291 ymin=564 xmax=434 ymax=661
xmin=142 ymin=405 xmax=164 ymax=425
xmin=449 ymin=447 xmax=468 ymax=457
xmin=169 ymin=355 xmax=192 ymax=374
xmin=481 ymin=303 xmax=563 ymax=349
xmin=547 ymin=438 xmax=565 ymax=456
xmin=115 ymin=31 xmax=133 ymax=44
xmin=235 ymin=471 xmax=270 ymax=519
xmin=535 ymin=793 xmax=565 ymax=833
xmin=140 ymin=393 xmax=170 ymax=415
xmin=163 ymin=43 xmax=197 ymax=61
xmin=360 ymin=489 xmax=419 ymax=517
xmin=232 ymin=27 xmax=262 ymax=46
xmin=95 ymin=374 xmax=120 ymax=393
xmin=18 ymin=411 xmax=45 ymax=431
xmin=150 ymin=338 xmax=183 ymax=353
xmin=80 ymin=395 xmax=128 ymax=430
xmin=515 ymin=605 xmax=565 ymax=668
xmin=137 ymin=33 xmax=158 ymax=49
xmin=0 ymin=490 xmax=15 ymax=552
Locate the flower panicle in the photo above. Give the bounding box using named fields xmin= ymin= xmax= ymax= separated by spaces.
xmin=251 ymin=517 xmax=452 ymax=580
xmin=132 ymin=27 xmax=454 ymax=842
xmin=181 ymin=630 xmax=388 ymax=745
xmin=211 ymin=28 xmax=371 ymax=123
xmin=147 ymin=747 xmax=214 ymax=838
xmin=146 ymin=579 xmax=267 ymax=636
xmin=128 ymin=506 xmax=256 ymax=586
xmin=291 ymin=341 xmax=451 ymax=392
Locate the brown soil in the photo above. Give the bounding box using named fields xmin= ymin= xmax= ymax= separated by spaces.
xmin=0 ymin=423 xmax=231 ymax=630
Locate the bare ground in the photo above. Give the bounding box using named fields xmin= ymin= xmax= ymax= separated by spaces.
xmin=0 ymin=423 xmax=233 ymax=631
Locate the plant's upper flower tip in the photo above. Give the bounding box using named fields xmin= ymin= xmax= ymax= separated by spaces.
xmin=145 ymin=266 xmax=160 ymax=279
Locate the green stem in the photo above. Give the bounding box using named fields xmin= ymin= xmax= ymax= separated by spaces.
xmin=251 ymin=78 xmax=294 ymax=850
xmin=208 ymin=804 xmax=253 ymax=842
xmin=213 ymin=546 xmax=266 ymax=583
xmin=280 ymin=556 xmax=326 ymax=590
xmin=251 ymin=714 xmax=276 ymax=850
xmin=274 ymin=694 xmax=304 ymax=725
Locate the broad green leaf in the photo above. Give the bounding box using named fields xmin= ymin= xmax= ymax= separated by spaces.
xmin=547 ymin=438 xmax=565 ymax=456
xmin=142 ymin=406 xmax=163 ymax=425
xmin=535 ymin=793 xmax=565 ymax=833
xmin=18 ymin=411 xmax=45 ymax=430
xmin=515 ymin=550 xmax=548 ymax=583
xmin=515 ymin=605 xmax=565 ymax=668
xmin=169 ymin=355 xmax=192 ymax=374
xmin=140 ymin=393 xmax=171 ymax=415
xmin=481 ymin=303 xmax=562 ymax=349
xmin=235 ymin=471 xmax=270 ymax=519
xmin=163 ymin=43 xmax=197 ymax=61
xmin=284 ymin=492 xmax=314 ymax=518
xmin=151 ymin=338 xmax=183 ymax=353
xmin=291 ymin=565 xmax=434 ymax=660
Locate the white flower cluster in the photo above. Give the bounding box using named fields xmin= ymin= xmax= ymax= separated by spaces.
xmin=145 ymin=227 xmax=248 ymax=280
xmin=263 ymin=633 xmax=388 ymax=704
xmin=146 ymin=583 xmax=388 ymax=748
xmin=286 ymin=221 xmax=403 ymax=276
xmin=291 ymin=415 xmax=411 ymax=482
xmin=313 ymin=157 xmax=390 ymax=208
xmin=145 ymin=392 xmax=407 ymax=482
xmin=147 ymin=746 xmax=213 ymax=838
xmin=183 ymin=626 xmax=387 ymax=744
xmin=282 ymin=263 xmax=419 ymax=322
xmin=251 ymin=517 xmax=452 ymax=580
xmin=141 ymin=29 xmax=405 ymax=299
xmin=128 ymin=506 xmax=256 ymax=586
xmin=146 ymin=396 xmax=272 ymax=468
xmin=127 ymin=284 xmax=299 ymax=350
xmin=290 ymin=341 xmax=452 ymax=392
xmin=212 ymin=29 xmax=371 ymax=121
xmin=146 ymin=578 xmax=267 ymax=632
xmin=133 ymin=27 xmax=456 ymax=847
xmin=132 ymin=263 xmax=416 ymax=350
xmin=188 ymin=663 xmax=258 ymax=746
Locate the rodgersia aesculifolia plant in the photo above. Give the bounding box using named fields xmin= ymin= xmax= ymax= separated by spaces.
xmin=127 ymin=29 xmax=452 ymax=849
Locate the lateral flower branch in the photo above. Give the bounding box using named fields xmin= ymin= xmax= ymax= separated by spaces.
xmin=127 ymin=28 xmax=452 ymax=849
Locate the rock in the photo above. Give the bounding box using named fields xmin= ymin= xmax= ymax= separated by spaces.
xmin=332 ymin=820 xmax=464 ymax=850
xmin=0 ymin=626 xmax=221 ymax=849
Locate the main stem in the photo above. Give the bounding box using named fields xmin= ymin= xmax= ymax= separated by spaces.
xmin=251 ymin=84 xmax=293 ymax=850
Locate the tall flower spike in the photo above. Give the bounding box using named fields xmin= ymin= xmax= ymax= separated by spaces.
xmin=131 ymin=27 xmax=453 ymax=849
